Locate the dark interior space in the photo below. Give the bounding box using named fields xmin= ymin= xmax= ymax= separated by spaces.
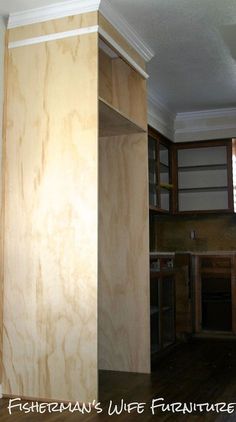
xmin=202 ymin=276 xmax=232 ymax=331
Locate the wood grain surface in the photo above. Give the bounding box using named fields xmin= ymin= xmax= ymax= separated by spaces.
xmin=3 ymin=32 xmax=99 ymax=402
xmin=98 ymin=133 xmax=150 ymax=373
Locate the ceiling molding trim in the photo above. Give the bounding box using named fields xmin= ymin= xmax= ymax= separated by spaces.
xmin=8 ymin=0 xmax=100 ymax=28
xmin=99 ymin=0 xmax=154 ymax=62
xmin=148 ymin=94 xmax=175 ymax=141
xmin=7 ymin=0 xmax=154 ymax=63
xmin=176 ymin=107 xmax=236 ymax=121
xmin=175 ymin=107 xmax=236 ymax=141
xmin=99 ymin=27 xmax=149 ymax=79
xmin=176 ymin=124 xmax=236 ymax=135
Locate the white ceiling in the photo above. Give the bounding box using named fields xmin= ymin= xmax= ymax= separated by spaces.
xmin=1 ymin=0 xmax=236 ymax=114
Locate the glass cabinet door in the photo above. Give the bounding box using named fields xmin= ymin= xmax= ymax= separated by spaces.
xmin=160 ymin=143 xmax=170 ymax=211
xmin=148 ymin=136 xmax=158 ymax=208
xmin=148 ymin=130 xmax=172 ymax=213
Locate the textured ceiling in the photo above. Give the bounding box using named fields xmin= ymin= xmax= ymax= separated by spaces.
xmin=109 ymin=0 xmax=236 ymax=113
xmin=1 ymin=0 xmax=236 ymax=113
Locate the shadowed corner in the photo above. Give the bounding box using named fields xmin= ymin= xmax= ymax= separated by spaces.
xmin=220 ymin=24 xmax=236 ymax=61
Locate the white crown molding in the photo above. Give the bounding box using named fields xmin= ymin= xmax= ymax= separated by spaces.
xmin=99 ymin=0 xmax=154 ymax=62
xmin=7 ymin=0 xmax=154 ymax=63
xmin=8 ymin=0 xmax=100 ymax=28
xmin=148 ymin=94 xmax=175 ymax=141
xmin=175 ymin=124 xmax=236 ymax=135
xmin=176 ymin=107 xmax=236 ymax=121
xmin=175 ymin=107 xmax=236 ymax=142
xmin=148 ymin=93 xmax=175 ymax=120
xmin=99 ymin=27 xmax=149 ymax=79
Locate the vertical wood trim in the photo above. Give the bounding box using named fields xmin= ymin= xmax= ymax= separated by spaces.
xmin=195 ymin=256 xmax=201 ymax=333
xmin=231 ymin=255 xmax=236 ymax=334
xmin=228 ymin=140 xmax=234 ymax=212
xmin=0 ymin=28 xmax=8 ymax=388
xmin=172 ymin=145 xmax=178 ymax=214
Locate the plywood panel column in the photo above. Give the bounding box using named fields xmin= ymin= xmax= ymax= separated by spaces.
xmin=99 ymin=133 xmax=150 ymax=373
xmin=3 ymin=31 xmax=99 ymax=402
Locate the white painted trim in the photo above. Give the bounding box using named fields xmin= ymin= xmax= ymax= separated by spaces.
xmin=7 ymin=0 xmax=154 ymax=63
xmin=175 ymin=124 xmax=236 ymax=135
xmin=7 ymin=22 xmax=148 ymax=79
xmin=99 ymin=0 xmax=154 ymax=62
xmin=98 ymin=27 xmax=149 ymax=79
xmin=147 ymin=93 xmax=175 ymax=140
xmin=8 ymin=0 xmax=101 ymax=29
xmin=174 ymin=107 xmax=236 ymax=142
xmin=148 ymin=93 xmax=175 ymax=121
xmin=176 ymin=107 xmax=236 ymax=121
xmin=8 ymin=25 xmax=99 ymax=49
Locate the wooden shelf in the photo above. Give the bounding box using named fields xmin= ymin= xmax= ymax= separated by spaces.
xmin=149 ymin=205 xmax=170 ymax=214
xmin=201 ymin=268 xmax=231 ymax=276
xmin=160 ymin=183 xmax=173 ymax=190
xmin=178 ymin=164 xmax=227 ymax=172
xmin=179 ymin=186 xmax=228 ymax=193
xmin=99 ymin=97 xmax=146 ymax=137
xmin=160 ymin=162 xmax=169 ymax=172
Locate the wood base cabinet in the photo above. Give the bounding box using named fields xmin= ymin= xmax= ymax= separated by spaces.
xmin=194 ymin=254 xmax=236 ymax=335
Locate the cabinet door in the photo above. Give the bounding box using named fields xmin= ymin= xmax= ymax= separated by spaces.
xmin=161 ymin=276 xmax=175 ymax=348
xmin=174 ymin=140 xmax=233 ymax=214
xmin=148 ymin=127 xmax=173 ymax=213
xmin=150 ymin=278 xmax=161 ymax=354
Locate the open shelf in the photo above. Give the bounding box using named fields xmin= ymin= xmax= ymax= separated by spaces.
xmin=160 ymin=183 xmax=173 ymax=190
xmin=99 ymin=97 xmax=146 ymax=137
xmin=179 ymin=186 xmax=228 ymax=193
xmin=178 ymin=164 xmax=227 ymax=172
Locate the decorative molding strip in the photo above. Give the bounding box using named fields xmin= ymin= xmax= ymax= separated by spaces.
xmin=8 ymin=22 xmax=148 ymax=79
xmin=7 ymin=0 xmax=154 ymax=63
xmin=8 ymin=0 xmax=101 ymax=29
xmin=8 ymin=25 xmax=99 ymax=49
xmin=175 ymin=107 xmax=236 ymax=141
xmin=148 ymin=93 xmax=175 ymax=120
xmin=99 ymin=27 xmax=149 ymax=79
xmin=147 ymin=94 xmax=175 ymax=141
xmin=175 ymin=124 xmax=236 ymax=135
xmin=176 ymin=107 xmax=236 ymax=121
xmin=99 ymin=0 xmax=154 ymax=62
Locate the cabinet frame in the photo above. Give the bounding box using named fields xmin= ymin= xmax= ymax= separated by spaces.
xmin=150 ymin=254 xmax=176 ymax=360
xmin=172 ymin=139 xmax=234 ymax=214
xmin=194 ymin=254 xmax=236 ymax=334
xmin=148 ymin=126 xmax=173 ymax=214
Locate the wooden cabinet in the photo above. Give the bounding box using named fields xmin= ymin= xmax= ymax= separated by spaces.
xmin=173 ymin=140 xmax=233 ymax=214
xmin=194 ymin=254 xmax=236 ymax=334
xmin=148 ymin=127 xmax=173 ymax=213
xmin=150 ymin=254 xmax=175 ymax=360
xmin=148 ymin=132 xmax=234 ymax=215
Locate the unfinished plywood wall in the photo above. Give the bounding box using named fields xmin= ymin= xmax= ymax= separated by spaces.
xmin=0 ymin=17 xmax=5 ymax=392
xmin=3 ymin=30 xmax=98 ymax=402
xmin=99 ymin=133 xmax=150 ymax=373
